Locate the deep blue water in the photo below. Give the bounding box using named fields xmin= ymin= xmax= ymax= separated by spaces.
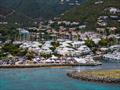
xmin=0 ymin=63 xmax=120 ymax=90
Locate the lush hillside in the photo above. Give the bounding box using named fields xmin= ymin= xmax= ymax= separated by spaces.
xmin=0 ymin=0 xmax=85 ymax=25
xmin=61 ymin=0 xmax=120 ymax=30
xmin=0 ymin=0 xmax=84 ymax=19
xmin=0 ymin=7 xmax=13 ymax=16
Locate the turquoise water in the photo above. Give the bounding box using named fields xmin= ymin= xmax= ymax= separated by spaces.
xmin=0 ymin=63 xmax=120 ymax=90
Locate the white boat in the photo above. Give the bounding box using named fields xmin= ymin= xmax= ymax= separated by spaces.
xmin=103 ymin=52 xmax=120 ymax=63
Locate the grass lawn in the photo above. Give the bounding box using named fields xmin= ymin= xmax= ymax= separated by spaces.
xmin=79 ymin=69 xmax=120 ymax=79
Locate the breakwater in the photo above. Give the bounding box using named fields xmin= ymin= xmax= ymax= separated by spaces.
xmin=67 ymin=70 xmax=120 ymax=84
xmin=0 ymin=62 xmax=102 ymax=68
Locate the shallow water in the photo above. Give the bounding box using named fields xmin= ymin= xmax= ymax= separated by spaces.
xmin=0 ymin=63 xmax=120 ymax=90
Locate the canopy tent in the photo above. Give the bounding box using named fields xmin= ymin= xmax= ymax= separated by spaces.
xmin=51 ymin=55 xmax=58 ymax=59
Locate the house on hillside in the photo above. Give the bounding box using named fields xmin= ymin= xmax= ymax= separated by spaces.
xmin=95 ymin=0 xmax=103 ymax=5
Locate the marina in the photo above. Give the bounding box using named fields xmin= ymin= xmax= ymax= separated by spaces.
xmin=0 ymin=0 xmax=120 ymax=90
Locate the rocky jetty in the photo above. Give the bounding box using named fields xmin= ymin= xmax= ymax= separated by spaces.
xmin=67 ymin=70 xmax=120 ymax=84
xmin=0 ymin=62 xmax=102 ymax=68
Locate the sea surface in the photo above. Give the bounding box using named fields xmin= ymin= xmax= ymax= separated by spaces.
xmin=0 ymin=63 xmax=120 ymax=90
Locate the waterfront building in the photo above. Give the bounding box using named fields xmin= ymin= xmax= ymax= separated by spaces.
xmin=17 ymin=28 xmax=30 ymax=41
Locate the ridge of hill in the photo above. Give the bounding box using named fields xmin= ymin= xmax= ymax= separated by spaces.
xmin=0 ymin=0 xmax=84 ymax=25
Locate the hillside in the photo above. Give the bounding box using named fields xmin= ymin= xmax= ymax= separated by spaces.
xmin=0 ymin=0 xmax=85 ymax=25
xmin=0 ymin=0 xmax=84 ymax=19
xmin=61 ymin=0 xmax=120 ymax=30
xmin=0 ymin=7 xmax=13 ymax=17
xmin=0 ymin=7 xmax=34 ymax=26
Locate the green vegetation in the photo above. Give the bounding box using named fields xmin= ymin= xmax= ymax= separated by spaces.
xmin=26 ymin=51 xmax=35 ymax=60
xmin=0 ymin=43 xmax=27 ymax=58
xmin=79 ymin=69 xmax=120 ymax=79
xmin=68 ymin=69 xmax=120 ymax=83
xmin=50 ymin=22 xmax=60 ymax=30
xmin=50 ymin=41 xmax=60 ymax=51
xmin=85 ymin=38 xmax=96 ymax=48
xmin=51 ymin=41 xmax=60 ymax=48
xmin=0 ymin=0 xmax=74 ymax=20
xmin=1 ymin=44 xmax=20 ymax=55
xmin=0 ymin=24 xmax=19 ymax=41
xmin=40 ymin=53 xmax=52 ymax=59
xmin=6 ymin=12 xmax=35 ymax=26
xmin=0 ymin=52 xmax=7 ymax=59
xmin=61 ymin=0 xmax=120 ymax=31
xmin=98 ymin=38 xmax=109 ymax=47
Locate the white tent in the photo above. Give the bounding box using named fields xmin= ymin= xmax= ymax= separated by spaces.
xmin=51 ymin=55 xmax=58 ymax=59
xmin=45 ymin=59 xmax=55 ymax=63
xmin=74 ymin=57 xmax=86 ymax=64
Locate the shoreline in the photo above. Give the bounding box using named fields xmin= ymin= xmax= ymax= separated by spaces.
xmin=0 ymin=63 xmax=102 ymax=69
xmin=67 ymin=70 xmax=120 ymax=84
